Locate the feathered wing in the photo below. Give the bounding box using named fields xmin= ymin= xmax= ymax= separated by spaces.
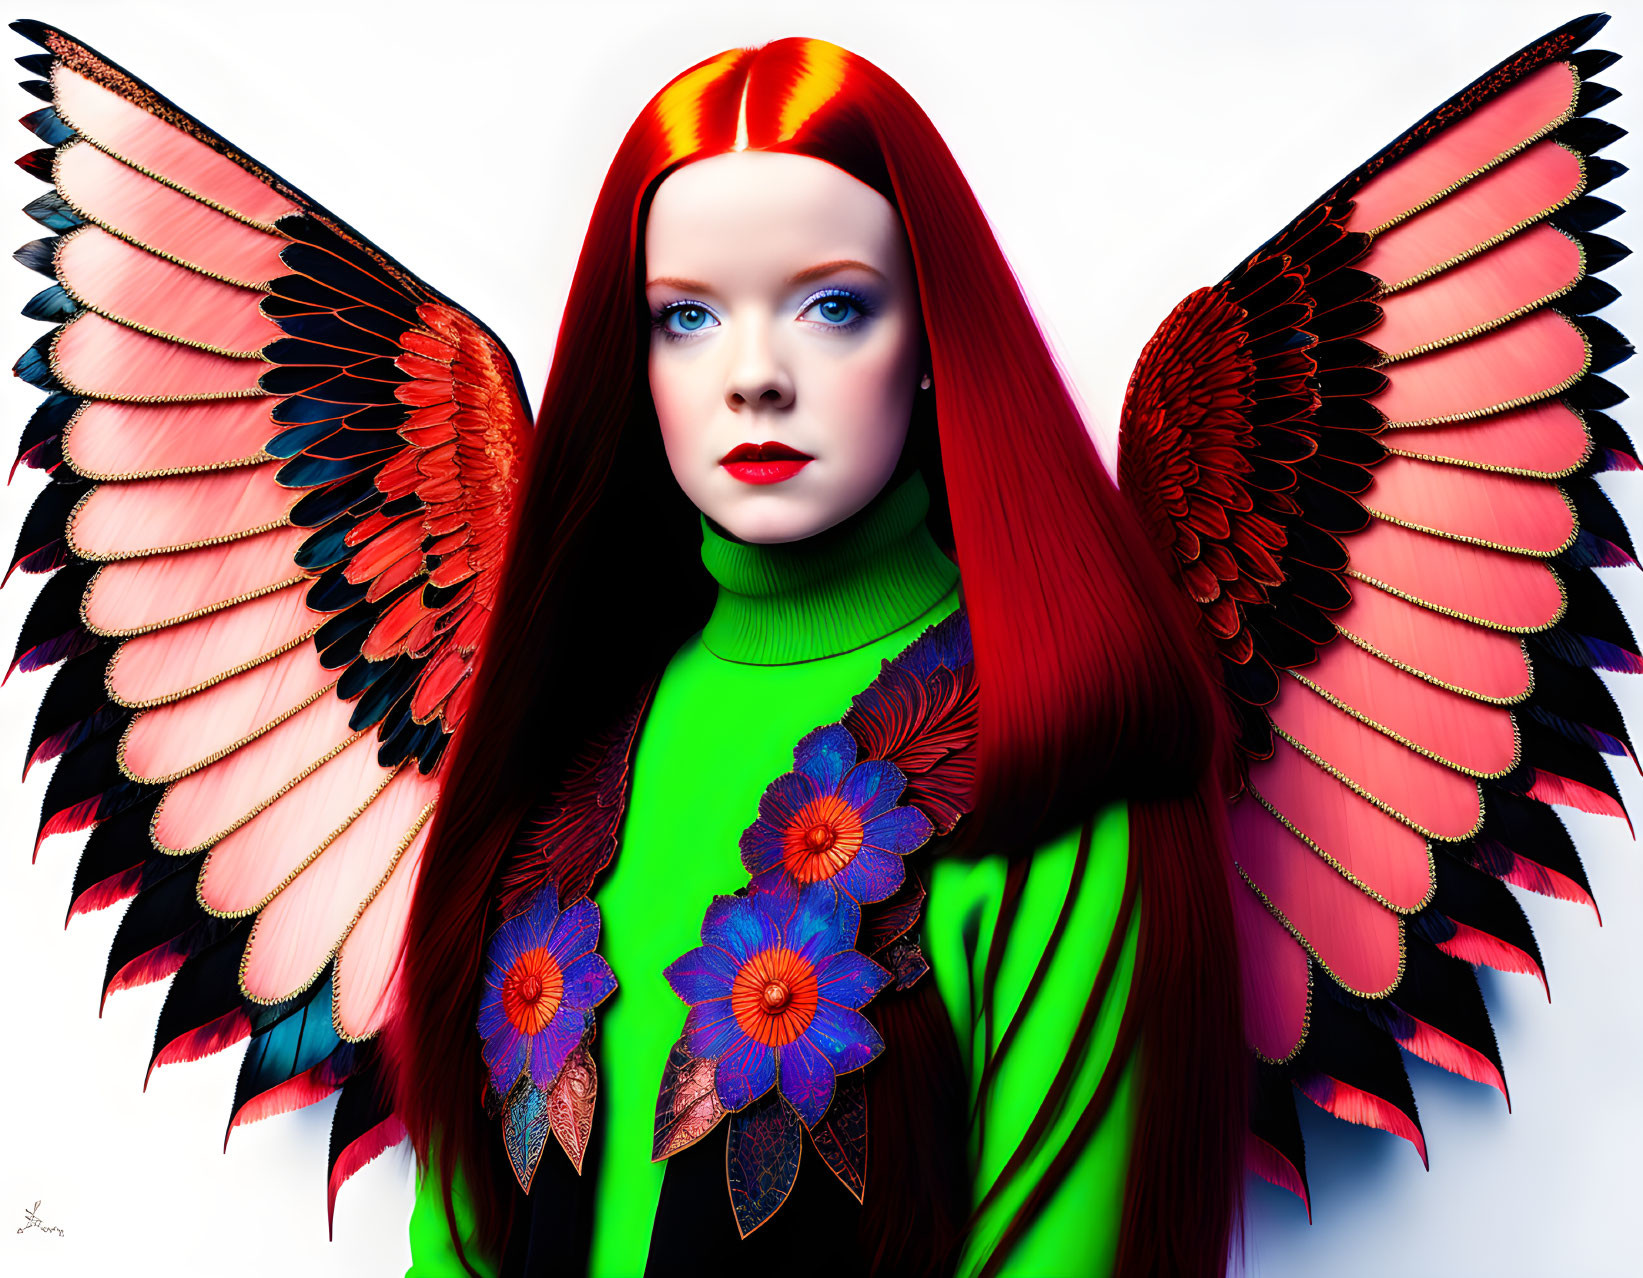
xmin=7 ymin=20 xmax=530 ymax=1225
xmin=1115 ymin=13 xmax=1634 ymax=1211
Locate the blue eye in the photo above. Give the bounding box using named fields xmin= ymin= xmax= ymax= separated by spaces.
xmin=799 ymin=289 xmax=871 ymax=329
xmin=656 ymin=302 xmax=720 ymax=337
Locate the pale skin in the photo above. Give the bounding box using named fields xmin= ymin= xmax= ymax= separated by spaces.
xmin=644 ymin=151 xmax=929 ymax=545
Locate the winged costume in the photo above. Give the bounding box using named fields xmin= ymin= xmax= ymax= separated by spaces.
xmin=5 ymin=13 xmax=1635 ymax=1278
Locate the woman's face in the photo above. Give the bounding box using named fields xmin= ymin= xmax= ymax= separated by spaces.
xmin=644 ymin=151 xmax=925 ymax=544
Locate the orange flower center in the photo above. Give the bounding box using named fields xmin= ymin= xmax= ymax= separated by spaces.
xmin=731 ymin=947 xmax=818 ymax=1046
xmin=501 ymin=946 xmax=563 ymax=1035
xmin=782 ymin=793 xmax=864 ymax=883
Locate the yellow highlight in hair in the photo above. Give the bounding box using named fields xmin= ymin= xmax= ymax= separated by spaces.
xmin=733 ymin=77 xmax=752 ymax=152
xmin=654 ymin=51 xmax=743 ymax=163
xmin=776 ymin=41 xmax=848 ymax=143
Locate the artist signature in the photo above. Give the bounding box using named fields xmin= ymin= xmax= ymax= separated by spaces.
xmin=17 ymin=1200 xmax=64 ymax=1237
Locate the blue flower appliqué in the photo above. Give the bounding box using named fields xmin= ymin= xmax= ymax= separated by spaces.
xmin=663 ymin=873 xmax=891 ymax=1128
xmin=476 ymin=885 xmax=617 ymax=1097
xmin=739 ymin=723 xmax=933 ymax=904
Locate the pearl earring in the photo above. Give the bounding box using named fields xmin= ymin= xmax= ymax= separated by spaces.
xmin=919 ymin=373 xmax=933 ymax=391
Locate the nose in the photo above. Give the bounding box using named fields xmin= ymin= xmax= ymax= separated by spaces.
xmin=724 ymin=322 xmax=794 ymax=411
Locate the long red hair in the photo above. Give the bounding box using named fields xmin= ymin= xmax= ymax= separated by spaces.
xmin=390 ymin=38 xmax=1245 ymax=1277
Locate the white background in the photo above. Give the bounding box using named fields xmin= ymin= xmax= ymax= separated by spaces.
xmin=2 ymin=1 xmax=1639 ymax=1275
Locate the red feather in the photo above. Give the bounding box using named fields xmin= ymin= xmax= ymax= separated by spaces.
xmin=327 ymin=1114 xmax=408 ymax=1239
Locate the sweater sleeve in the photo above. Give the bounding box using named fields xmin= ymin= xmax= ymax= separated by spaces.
xmin=405 ymin=1156 xmax=499 ymax=1278
xmin=924 ymin=800 xmax=1138 ymax=1278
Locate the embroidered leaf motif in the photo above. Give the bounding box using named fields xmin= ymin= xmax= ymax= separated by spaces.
xmin=498 ymin=678 xmax=656 ymax=913
xmin=861 ymin=872 xmax=927 ymax=956
xmin=883 ymin=937 xmax=931 ymax=991
xmin=725 ymin=1092 xmax=803 ymax=1239
xmin=652 ymin=1038 xmax=726 ymax=1161
xmin=808 ymin=1068 xmax=868 ymax=1203
xmin=501 ymin=1073 xmax=553 ymax=1195
xmin=843 ymin=609 xmax=977 ymax=834
xmin=547 ymin=1038 xmax=598 ymax=1175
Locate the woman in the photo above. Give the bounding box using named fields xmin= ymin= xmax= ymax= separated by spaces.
xmin=394 ymin=37 xmax=1241 ymax=1278
xmin=8 ymin=12 xmax=1633 ymax=1278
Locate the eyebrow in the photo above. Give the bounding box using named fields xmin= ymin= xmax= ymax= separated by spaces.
xmin=644 ymin=259 xmax=888 ymax=292
xmin=787 ymin=258 xmax=887 ymax=286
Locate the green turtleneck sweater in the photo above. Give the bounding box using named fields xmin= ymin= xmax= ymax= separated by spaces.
xmin=406 ymin=473 xmax=1137 ymax=1277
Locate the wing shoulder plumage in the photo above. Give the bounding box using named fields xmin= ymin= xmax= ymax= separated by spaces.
xmin=8 ymin=19 xmax=531 ymax=1224
xmin=1115 ymin=13 xmax=1634 ymax=1209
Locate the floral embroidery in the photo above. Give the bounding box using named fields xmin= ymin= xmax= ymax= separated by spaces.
xmin=664 ymin=873 xmax=891 ymax=1128
xmin=650 ymin=609 xmax=973 ymax=1235
xmin=482 ymin=606 xmax=977 ymax=1231
xmin=739 ymin=723 xmax=934 ymax=903
xmin=478 ymin=885 xmax=616 ymax=1191
xmin=478 ymin=887 xmax=617 ymax=1097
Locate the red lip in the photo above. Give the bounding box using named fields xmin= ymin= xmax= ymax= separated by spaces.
xmin=719 ymin=441 xmax=813 ymax=464
xmin=720 ymin=440 xmax=814 ymax=486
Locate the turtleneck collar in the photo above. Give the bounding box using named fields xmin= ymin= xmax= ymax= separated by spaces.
xmin=698 ymin=470 xmax=960 ymax=665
